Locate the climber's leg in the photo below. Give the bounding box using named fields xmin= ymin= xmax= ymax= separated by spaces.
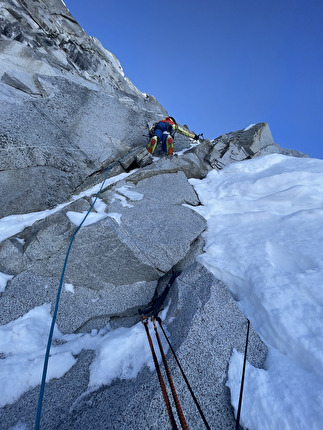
xmin=166 ymin=135 xmax=173 ymax=155
xmin=161 ymin=131 xmax=172 ymax=154
xmin=147 ymin=135 xmax=158 ymax=154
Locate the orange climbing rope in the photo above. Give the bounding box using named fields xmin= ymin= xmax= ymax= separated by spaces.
xmin=141 ymin=316 xmax=178 ymax=429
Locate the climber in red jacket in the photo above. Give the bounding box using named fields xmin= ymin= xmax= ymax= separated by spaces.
xmin=147 ymin=116 xmax=199 ymax=156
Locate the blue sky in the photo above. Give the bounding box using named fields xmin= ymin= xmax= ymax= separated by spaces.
xmin=64 ymin=0 xmax=323 ymax=159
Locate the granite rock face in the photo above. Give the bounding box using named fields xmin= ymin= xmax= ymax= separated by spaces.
xmin=0 ymin=1 xmax=308 ymax=429
xmin=0 ymin=0 xmax=167 ymax=217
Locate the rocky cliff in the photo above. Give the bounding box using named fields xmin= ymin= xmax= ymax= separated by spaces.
xmin=0 ymin=1 xmax=306 ymax=429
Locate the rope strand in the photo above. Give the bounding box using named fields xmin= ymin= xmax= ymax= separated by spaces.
xmin=152 ymin=317 xmax=188 ymax=430
xmin=35 ymin=149 xmax=136 ymax=430
xmin=236 ymin=319 xmax=250 ymax=430
xmin=157 ymin=318 xmax=211 ymax=430
xmin=141 ymin=317 xmax=178 ymax=429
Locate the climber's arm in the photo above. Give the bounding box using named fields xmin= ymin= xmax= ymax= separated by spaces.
xmin=175 ymin=124 xmax=199 ymax=140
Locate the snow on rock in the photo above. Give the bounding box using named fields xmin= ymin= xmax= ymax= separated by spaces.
xmin=0 ymin=272 xmax=14 ymax=292
xmin=0 ymin=0 xmax=167 ymax=218
xmin=0 ymin=1 xmax=318 ymax=429
xmin=0 ymin=303 xmax=159 ymax=408
xmin=66 ymin=211 xmax=108 ymax=226
xmin=0 ymin=304 xmax=77 ymax=407
xmin=190 ymin=154 xmax=323 ymax=429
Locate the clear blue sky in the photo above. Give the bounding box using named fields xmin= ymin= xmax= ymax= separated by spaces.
xmin=64 ymin=0 xmax=323 ymax=159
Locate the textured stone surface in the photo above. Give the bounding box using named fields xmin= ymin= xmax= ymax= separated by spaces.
xmin=206 ymin=123 xmax=307 ymax=170
xmin=0 ymin=0 xmax=167 ymax=217
xmin=0 ymin=262 xmax=267 ymax=430
xmin=0 ymin=1 xmax=308 ymax=429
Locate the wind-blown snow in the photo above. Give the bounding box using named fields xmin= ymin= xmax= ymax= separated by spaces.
xmin=189 ymin=153 xmax=323 ymax=429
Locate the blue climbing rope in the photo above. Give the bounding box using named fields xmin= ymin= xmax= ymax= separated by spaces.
xmin=34 ymin=149 xmax=136 ymax=430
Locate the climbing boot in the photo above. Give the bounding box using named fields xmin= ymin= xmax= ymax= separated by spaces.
xmin=147 ymin=136 xmax=158 ymax=154
xmin=166 ymin=135 xmax=173 ymax=155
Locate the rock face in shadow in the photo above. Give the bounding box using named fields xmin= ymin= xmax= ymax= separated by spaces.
xmin=0 ymin=1 xmax=308 ymax=430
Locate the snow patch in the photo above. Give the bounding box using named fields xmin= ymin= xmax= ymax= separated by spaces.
xmin=244 ymin=124 xmax=255 ymax=131
xmin=107 ymin=213 xmax=122 ymax=225
xmin=66 ymin=211 xmax=108 ymax=226
xmin=0 ymin=170 xmax=136 ymax=244
xmin=190 ymin=153 xmax=323 ymax=428
xmin=0 ymin=272 xmax=14 ymax=293
xmin=64 ymin=283 xmax=75 ymax=294
xmin=116 ymin=185 xmax=143 ymax=201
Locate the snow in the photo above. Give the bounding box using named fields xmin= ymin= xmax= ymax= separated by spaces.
xmin=189 ymin=153 xmax=323 ymax=429
xmin=0 ymin=170 xmax=135 ymax=243
xmin=107 ymin=212 xmax=122 ymax=225
xmin=116 ymin=185 xmax=143 ymax=201
xmin=1 ymin=153 xmax=323 ymax=429
xmin=0 ymin=305 xmax=77 ymax=408
xmin=66 ymin=210 xmax=108 ymax=226
xmin=244 ymin=124 xmax=256 ymax=131
xmin=112 ymin=193 xmax=133 ymax=208
xmin=0 ymin=304 xmax=161 ymax=408
xmin=64 ymin=283 xmax=75 ymax=294
xmin=0 ymin=272 xmax=14 ymax=292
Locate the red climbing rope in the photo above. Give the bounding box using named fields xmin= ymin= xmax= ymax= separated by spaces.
xmin=152 ymin=317 xmax=188 ymax=430
xmin=156 ymin=317 xmax=211 ymax=430
xmin=141 ymin=316 xmax=178 ymax=429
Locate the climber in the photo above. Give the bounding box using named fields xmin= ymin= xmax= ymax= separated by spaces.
xmin=147 ymin=116 xmax=199 ymax=156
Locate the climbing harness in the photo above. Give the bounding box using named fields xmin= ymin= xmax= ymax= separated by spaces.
xmin=236 ymin=319 xmax=250 ymax=430
xmin=34 ymin=148 xmax=136 ymax=430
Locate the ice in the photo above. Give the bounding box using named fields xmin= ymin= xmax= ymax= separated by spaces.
xmin=189 ymin=153 xmax=323 ymax=428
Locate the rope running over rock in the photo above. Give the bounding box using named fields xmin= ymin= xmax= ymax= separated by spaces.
xmin=34 ymin=149 xmax=136 ymax=430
